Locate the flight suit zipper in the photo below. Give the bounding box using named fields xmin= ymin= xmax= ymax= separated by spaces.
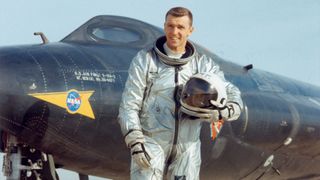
xmin=165 ymin=66 xmax=182 ymax=173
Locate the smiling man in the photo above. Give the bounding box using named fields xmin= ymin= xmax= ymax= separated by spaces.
xmin=118 ymin=7 xmax=243 ymax=180
xmin=164 ymin=8 xmax=194 ymax=53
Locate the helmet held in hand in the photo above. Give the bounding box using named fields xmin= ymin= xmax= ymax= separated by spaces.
xmin=180 ymin=73 xmax=227 ymax=119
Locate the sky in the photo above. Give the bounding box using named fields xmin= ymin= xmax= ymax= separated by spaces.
xmin=0 ymin=0 xmax=319 ymax=179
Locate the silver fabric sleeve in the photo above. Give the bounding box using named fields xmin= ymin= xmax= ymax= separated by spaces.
xmin=118 ymin=50 xmax=150 ymax=135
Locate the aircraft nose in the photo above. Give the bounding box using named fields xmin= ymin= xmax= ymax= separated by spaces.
xmin=0 ymin=46 xmax=38 ymax=135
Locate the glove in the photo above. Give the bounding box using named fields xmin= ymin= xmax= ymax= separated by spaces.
xmin=206 ymin=101 xmax=241 ymax=122
xmin=180 ymin=105 xmax=221 ymax=123
xmin=130 ymin=142 xmax=151 ymax=169
xmin=208 ymin=109 xmax=221 ymax=122
xmin=124 ymin=130 xmax=152 ymax=169
xmin=180 ymin=102 xmax=241 ymax=123
xmin=219 ymin=102 xmax=241 ymax=121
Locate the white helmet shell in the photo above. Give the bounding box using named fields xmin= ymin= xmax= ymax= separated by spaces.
xmin=180 ymin=73 xmax=227 ymax=118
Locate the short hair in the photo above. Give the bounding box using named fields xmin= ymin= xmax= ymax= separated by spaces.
xmin=165 ymin=7 xmax=193 ymax=26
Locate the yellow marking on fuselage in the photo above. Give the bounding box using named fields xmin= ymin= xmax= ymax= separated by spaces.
xmin=29 ymin=89 xmax=95 ymax=119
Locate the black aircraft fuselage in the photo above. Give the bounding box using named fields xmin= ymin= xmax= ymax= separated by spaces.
xmin=1 ymin=15 xmax=320 ymax=180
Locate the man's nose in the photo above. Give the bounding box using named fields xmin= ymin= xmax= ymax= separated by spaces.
xmin=171 ymin=27 xmax=179 ymax=35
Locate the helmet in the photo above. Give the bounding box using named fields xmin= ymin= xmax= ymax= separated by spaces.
xmin=180 ymin=73 xmax=227 ymax=119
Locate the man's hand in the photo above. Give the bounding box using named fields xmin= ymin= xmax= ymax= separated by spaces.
xmin=130 ymin=142 xmax=151 ymax=169
xmin=180 ymin=101 xmax=241 ymax=122
xmin=208 ymin=110 xmax=221 ymax=122
xmin=219 ymin=102 xmax=241 ymax=121
xmin=206 ymin=102 xmax=241 ymax=122
xmin=124 ymin=130 xmax=152 ymax=169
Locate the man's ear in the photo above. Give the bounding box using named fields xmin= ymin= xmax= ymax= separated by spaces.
xmin=188 ymin=26 xmax=194 ymax=36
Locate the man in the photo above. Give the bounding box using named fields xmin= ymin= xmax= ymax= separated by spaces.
xmin=118 ymin=7 xmax=243 ymax=180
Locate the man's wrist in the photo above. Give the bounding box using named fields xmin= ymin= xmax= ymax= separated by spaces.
xmin=124 ymin=129 xmax=145 ymax=148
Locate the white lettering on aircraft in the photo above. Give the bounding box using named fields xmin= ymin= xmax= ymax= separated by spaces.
xmin=74 ymin=71 xmax=116 ymax=83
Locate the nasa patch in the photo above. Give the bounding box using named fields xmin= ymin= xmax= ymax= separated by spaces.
xmin=66 ymin=90 xmax=81 ymax=113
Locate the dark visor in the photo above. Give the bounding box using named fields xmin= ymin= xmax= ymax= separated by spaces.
xmin=181 ymin=78 xmax=218 ymax=108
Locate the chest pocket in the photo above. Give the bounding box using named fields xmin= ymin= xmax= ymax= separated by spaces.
xmin=139 ymin=51 xmax=159 ymax=117
xmin=145 ymin=51 xmax=159 ymax=97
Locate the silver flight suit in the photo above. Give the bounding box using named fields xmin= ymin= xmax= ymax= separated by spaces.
xmin=118 ymin=36 xmax=243 ymax=180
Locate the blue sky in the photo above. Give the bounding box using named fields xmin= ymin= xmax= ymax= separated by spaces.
xmin=0 ymin=0 xmax=319 ymax=179
xmin=1 ymin=0 xmax=319 ymax=87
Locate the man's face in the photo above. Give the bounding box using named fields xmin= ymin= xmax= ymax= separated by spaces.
xmin=164 ymin=14 xmax=194 ymax=53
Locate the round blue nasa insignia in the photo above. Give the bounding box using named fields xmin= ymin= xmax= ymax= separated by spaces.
xmin=66 ymin=90 xmax=81 ymax=113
